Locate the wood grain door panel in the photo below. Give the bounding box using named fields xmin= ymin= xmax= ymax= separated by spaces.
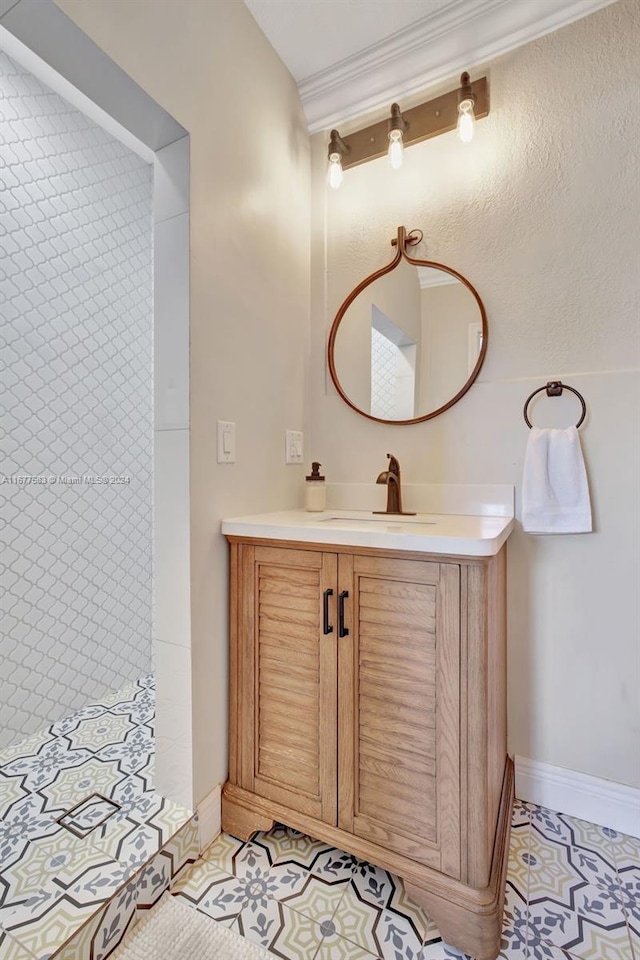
xmin=239 ymin=545 xmax=338 ymax=823
xmin=338 ymin=555 xmax=461 ymax=878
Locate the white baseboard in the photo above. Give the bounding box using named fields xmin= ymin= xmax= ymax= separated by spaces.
xmin=515 ymin=756 xmax=640 ymax=839
xmin=196 ymin=783 xmax=221 ymax=853
xmin=193 ymin=764 xmax=640 ymax=850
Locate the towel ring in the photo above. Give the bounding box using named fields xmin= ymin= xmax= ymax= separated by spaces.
xmin=523 ymin=381 xmax=587 ymax=429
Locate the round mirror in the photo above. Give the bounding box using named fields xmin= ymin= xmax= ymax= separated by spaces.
xmin=327 ymin=228 xmax=487 ymax=425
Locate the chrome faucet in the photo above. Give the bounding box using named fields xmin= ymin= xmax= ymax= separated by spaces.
xmin=374 ymin=454 xmax=416 ymax=516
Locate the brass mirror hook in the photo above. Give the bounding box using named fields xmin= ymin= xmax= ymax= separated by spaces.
xmin=391 ymin=226 xmax=424 ymax=254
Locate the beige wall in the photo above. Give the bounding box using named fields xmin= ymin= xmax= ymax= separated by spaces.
xmin=419 ymin=282 xmax=479 ymax=413
xmin=56 ymin=0 xmax=311 ymax=804
xmin=310 ymin=1 xmax=640 ymax=788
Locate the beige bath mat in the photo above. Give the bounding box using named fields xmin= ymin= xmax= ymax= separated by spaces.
xmin=111 ymin=894 xmax=272 ymax=960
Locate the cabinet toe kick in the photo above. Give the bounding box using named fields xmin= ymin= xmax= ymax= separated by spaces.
xmin=223 ymin=759 xmax=514 ymax=960
xmin=405 ymin=756 xmax=514 ymax=960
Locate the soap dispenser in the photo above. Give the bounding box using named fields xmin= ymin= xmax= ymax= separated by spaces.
xmin=305 ymin=462 xmax=326 ymax=512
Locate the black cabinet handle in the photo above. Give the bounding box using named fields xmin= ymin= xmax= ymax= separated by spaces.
xmin=338 ymin=590 xmax=349 ymax=637
xmin=323 ymin=588 xmax=334 ymax=635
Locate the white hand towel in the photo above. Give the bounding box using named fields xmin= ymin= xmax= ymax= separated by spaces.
xmin=522 ymin=426 xmax=592 ymax=534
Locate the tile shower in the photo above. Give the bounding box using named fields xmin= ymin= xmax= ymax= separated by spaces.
xmin=0 ymin=47 xmax=183 ymax=959
xmin=0 ymin=679 xmax=197 ymax=959
xmin=0 ymin=47 xmax=153 ymax=746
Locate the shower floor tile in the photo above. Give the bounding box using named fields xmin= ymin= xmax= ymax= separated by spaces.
xmin=0 ymin=677 xmax=197 ymax=960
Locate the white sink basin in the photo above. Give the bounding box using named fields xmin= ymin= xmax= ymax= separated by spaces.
xmin=317 ymin=514 xmax=437 ymax=531
xmin=222 ymin=508 xmax=514 ymax=557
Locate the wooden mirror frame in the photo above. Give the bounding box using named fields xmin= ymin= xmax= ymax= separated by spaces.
xmin=327 ymin=226 xmax=488 ymax=426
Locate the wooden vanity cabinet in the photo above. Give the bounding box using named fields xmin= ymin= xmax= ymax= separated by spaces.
xmin=223 ymin=537 xmax=513 ymax=960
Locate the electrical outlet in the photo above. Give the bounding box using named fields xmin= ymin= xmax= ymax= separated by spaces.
xmin=285 ymin=430 xmax=303 ymax=464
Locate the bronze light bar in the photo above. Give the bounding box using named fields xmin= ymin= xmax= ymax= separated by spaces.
xmin=330 ymin=74 xmax=488 ymax=172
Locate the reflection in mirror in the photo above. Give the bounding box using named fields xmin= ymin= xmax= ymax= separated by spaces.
xmin=332 ymin=258 xmax=484 ymax=422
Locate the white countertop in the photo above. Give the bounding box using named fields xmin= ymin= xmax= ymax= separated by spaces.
xmin=221 ymin=509 xmax=515 ymax=557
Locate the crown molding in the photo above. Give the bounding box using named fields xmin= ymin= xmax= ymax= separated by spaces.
xmin=303 ymin=0 xmax=618 ymax=133
xmin=418 ymin=267 xmax=459 ymax=289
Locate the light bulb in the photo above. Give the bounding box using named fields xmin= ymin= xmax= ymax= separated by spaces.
xmin=388 ymin=129 xmax=404 ymax=170
xmin=457 ymin=99 xmax=475 ymax=143
xmin=328 ymin=152 xmax=343 ymax=189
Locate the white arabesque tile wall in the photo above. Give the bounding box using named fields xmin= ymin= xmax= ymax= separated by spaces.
xmin=370 ymin=327 xmax=399 ymax=420
xmin=0 ymin=49 xmax=154 ymax=747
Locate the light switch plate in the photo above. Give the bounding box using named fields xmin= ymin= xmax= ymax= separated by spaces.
xmin=286 ymin=430 xmax=303 ymax=464
xmin=217 ymin=420 xmax=236 ymax=463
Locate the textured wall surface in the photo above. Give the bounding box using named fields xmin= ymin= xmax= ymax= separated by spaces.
xmin=0 ymin=49 xmax=153 ymax=746
xmin=310 ymin=1 xmax=640 ymax=787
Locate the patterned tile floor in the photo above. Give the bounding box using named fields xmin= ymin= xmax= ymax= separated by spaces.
xmin=0 ymin=677 xmax=197 ymax=960
xmin=172 ymin=802 xmax=640 ymax=960
xmin=3 ymin=685 xmax=638 ymax=960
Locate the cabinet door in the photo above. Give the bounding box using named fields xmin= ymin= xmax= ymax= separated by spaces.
xmin=236 ymin=545 xmax=338 ymax=823
xmin=338 ymin=555 xmax=461 ymax=878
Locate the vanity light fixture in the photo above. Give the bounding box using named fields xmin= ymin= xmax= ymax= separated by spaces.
xmin=457 ymin=71 xmax=476 ymax=143
xmin=327 ymin=128 xmax=349 ymax=190
xmin=388 ymin=103 xmax=408 ymax=170
xmin=326 ymin=72 xmax=488 ymax=187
